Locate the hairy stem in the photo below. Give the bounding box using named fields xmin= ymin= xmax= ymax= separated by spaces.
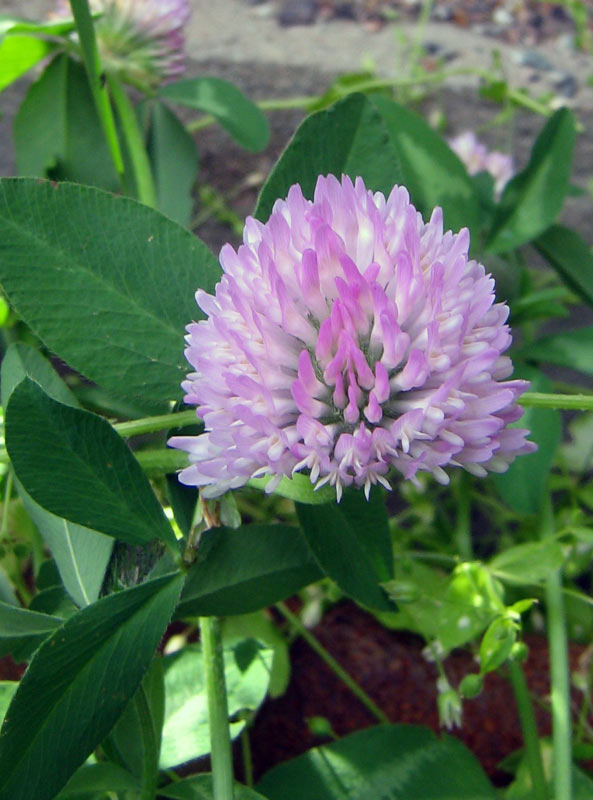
xmin=199 ymin=616 xmax=234 ymax=800
xmin=542 ymin=498 xmax=573 ymax=800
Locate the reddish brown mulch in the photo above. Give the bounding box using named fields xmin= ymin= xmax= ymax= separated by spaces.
xmin=248 ymin=601 xmax=592 ymax=786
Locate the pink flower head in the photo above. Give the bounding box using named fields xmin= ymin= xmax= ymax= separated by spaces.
xmin=169 ymin=175 xmax=534 ymax=501
xmin=448 ymin=131 xmax=514 ymax=198
xmin=53 ymin=0 xmax=190 ymax=87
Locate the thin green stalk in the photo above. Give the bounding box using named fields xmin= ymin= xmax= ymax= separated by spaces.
xmin=453 ymin=472 xmax=472 ymax=560
xmin=519 ymin=393 xmax=593 ymax=411
xmin=276 ymin=601 xmax=389 ymax=724
xmin=199 ymin=616 xmax=235 ymax=800
xmin=508 ymin=660 xmax=548 ymax=800
xmin=240 ymin=726 xmax=254 ymax=788
xmin=1 ymin=468 xmax=13 ymax=541
xmin=114 ymin=409 xmax=198 ymax=437
xmin=135 ymin=684 xmax=159 ymax=800
xmin=134 ymin=448 xmax=189 ymax=476
xmin=69 ymin=0 xmax=125 ymax=182
xmin=107 ymin=75 xmax=157 ymax=208
xmin=541 ymin=498 xmax=573 ymax=800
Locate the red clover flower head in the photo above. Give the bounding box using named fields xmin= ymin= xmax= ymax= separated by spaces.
xmin=448 ymin=131 xmax=514 ymax=198
xmin=169 ymin=175 xmax=534 ymax=501
xmin=54 ymin=0 xmax=190 ymax=88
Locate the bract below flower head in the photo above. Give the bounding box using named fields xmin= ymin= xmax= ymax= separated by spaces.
xmin=448 ymin=131 xmax=514 ymax=198
xmin=169 ymin=175 xmax=535 ymax=501
xmin=54 ymin=0 xmax=190 ymax=88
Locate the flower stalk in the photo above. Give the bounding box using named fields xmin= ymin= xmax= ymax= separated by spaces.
xmin=199 ymin=616 xmax=235 ymax=800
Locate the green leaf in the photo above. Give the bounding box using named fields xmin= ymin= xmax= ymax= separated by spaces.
xmin=6 ymin=378 xmax=177 ymax=549
xmin=257 ymin=724 xmax=496 ymax=800
xmin=490 ymin=540 xmax=565 ymax=585
xmin=520 ymin=327 xmax=593 ymax=376
xmin=145 ymin=99 xmax=199 ymax=227
xmin=20 ymin=488 xmax=114 ymax=608
xmin=102 ymin=657 xmax=164 ymax=784
xmin=493 ymin=368 xmax=561 ymax=514
xmin=160 ymin=639 xmax=273 ymax=768
xmin=479 ymin=616 xmax=517 ymax=674
xmin=0 ymin=572 xmax=184 ymax=800
xmin=368 ymin=94 xmax=481 ymax=240
xmin=1 ymin=342 xmax=79 ymax=408
xmin=159 ymin=77 xmax=269 ymax=152
xmin=176 ymin=524 xmax=322 ymax=618
xmin=1 ymin=345 xmax=114 ymax=607
xmin=0 ymin=34 xmax=56 ymax=93
xmin=0 ymin=602 xmax=62 ymax=637
xmin=223 ymin=611 xmax=291 ymax=698
xmin=486 ymin=109 xmax=576 ymax=253
xmin=378 ymin=561 xmax=500 ymax=653
xmin=535 ymin=224 xmax=593 ymax=308
xmin=255 ymin=93 xmax=402 ymax=222
xmin=0 ymin=177 xmax=220 ymax=413
xmin=296 ymin=488 xmax=394 ymax=611
xmin=55 ymin=763 xmax=140 ymax=799
xmin=14 ymin=55 xmax=119 ymax=189
xmin=0 ymin=15 xmax=78 ymax=37
xmin=159 ymin=775 xmax=268 ymax=800
xmin=0 ymin=684 xmax=17 ymax=729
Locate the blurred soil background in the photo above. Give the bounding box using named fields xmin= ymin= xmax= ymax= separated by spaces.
xmin=1 ymin=0 xmax=593 ymax=787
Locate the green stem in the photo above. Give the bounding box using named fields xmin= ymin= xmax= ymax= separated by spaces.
xmin=240 ymin=726 xmax=254 ymax=788
xmin=1 ymin=468 xmax=13 ymax=541
xmin=107 ymin=75 xmax=157 ymax=207
xmin=519 ymin=393 xmax=593 ymax=411
xmin=276 ymin=601 xmax=389 ymax=725
xmin=69 ymin=0 xmax=125 ymax=183
xmin=135 ymin=684 xmax=159 ymax=800
xmin=541 ymin=498 xmax=573 ymax=800
xmin=453 ymin=472 xmax=472 ymax=560
xmin=113 ymin=409 xmax=198 ymax=437
xmin=508 ymin=660 xmax=548 ymax=800
xmin=134 ymin=448 xmax=189 ymax=476
xmin=199 ymin=616 xmax=235 ymax=800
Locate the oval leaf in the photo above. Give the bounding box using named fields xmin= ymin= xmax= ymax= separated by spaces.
xmin=0 ymin=602 xmax=62 ymax=637
xmin=255 ymin=93 xmax=402 ymax=222
xmin=493 ymin=368 xmax=560 ymax=514
xmin=0 ymin=178 xmax=220 ymax=413
xmin=490 ymin=540 xmax=565 ymax=585
xmin=176 ymin=524 xmax=322 ymax=618
xmin=1 ymin=345 xmax=114 ymax=607
xmin=6 ymin=378 xmax=177 ymax=549
xmin=520 ymin=327 xmax=593 ymax=376
xmin=160 ymin=640 xmax=272 ymax=768
xmin=369 ymin=94 xmax=481 ymax=240
xmin=535 ymin=224 xmax=593 ymax=309
xmin=0 ymin=34 xmax=55 ymax=93
xmin=257 ymin=724 xmax=496 ymax=800
xmin=0 ymin=573 xmax=184 ymax=800
xmin=159 ymin=77 xmax=269 ymax=152
xmin=296 ymin=488 xmax=394 ymax=612
xmin=144 ymin=99 xmax=199 ymax=227
xmin=159 ymin=775 xmax=268 ymax=800
xmin=486 ymin=108 xmax=576 ymax=253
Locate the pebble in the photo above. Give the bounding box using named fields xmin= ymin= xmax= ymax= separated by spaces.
xmin=278 ymin=0 xmax=318 ymax=26
xmin=514 ymin=48 xmax=554 ymax=71
xmin=552 ymin=71 xmax=578 ymax=98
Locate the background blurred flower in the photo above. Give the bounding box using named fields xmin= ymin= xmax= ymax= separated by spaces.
xmin=170 ymin=175 xmax=534 ymax=501
xmin=54 ymin=0 xmax=190 ymax=88
xmin=448 ymin=131 xmax=514 ymax=198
